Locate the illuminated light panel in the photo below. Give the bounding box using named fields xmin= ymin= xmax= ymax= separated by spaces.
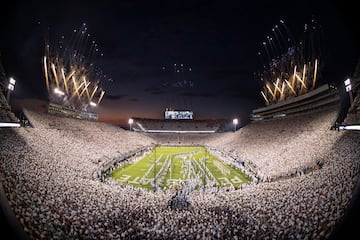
xmin=9 ymin=78 xmax=16 ymax=85
xmin=339 ymin=125 xmax=360 ymax=131
xmin=0 ymin=122 xmax=21 ymax=128
xmin=54 ymin=88 xmax=65 ymax=96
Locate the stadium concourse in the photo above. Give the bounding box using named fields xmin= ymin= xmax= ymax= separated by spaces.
xmin=0 ymin=99 xmax=360 ymax=239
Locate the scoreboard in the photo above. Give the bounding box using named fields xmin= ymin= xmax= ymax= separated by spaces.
xmin=164 ymin=110 xmax=193 ymax=120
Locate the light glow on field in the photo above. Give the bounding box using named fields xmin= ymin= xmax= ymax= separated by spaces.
xmin=111 ymin=146 xmax=251 ymax=191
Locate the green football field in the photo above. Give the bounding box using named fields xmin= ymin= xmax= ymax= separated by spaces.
xmin=111 ymin=146 xmax=251 ymax=190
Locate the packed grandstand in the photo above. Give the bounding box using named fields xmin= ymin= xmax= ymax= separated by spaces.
xmin=1 ymin=17 xmax=360 ymax=239
xmin=1 ymin=68 xmax=360 ymax=239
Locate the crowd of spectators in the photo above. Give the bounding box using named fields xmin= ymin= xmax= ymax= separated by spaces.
xmin=205 ymin=108 xmax=341 ymax=181
xmin=0 ymin=107 xmax=359 ymax=239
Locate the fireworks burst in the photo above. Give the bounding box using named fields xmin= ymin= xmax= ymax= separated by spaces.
xmin=43 ymin=23 xmax=106 ymax=112
xmin=160 ymin=63 xmax=194 ymax=111
xmin=161 ymin=63 xmax=194 ymax=88
xmin=256 ymin=17 xmax=324 ymax=105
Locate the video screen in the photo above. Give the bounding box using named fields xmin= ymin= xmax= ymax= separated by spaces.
xmin=164 ymin=110 xmax=193 ymax=120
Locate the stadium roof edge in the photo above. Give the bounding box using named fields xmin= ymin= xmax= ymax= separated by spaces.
xmin=253 ymin=84 xmax=330 ymax=114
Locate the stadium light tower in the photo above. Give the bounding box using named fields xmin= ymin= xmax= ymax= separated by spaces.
xmin=7 ymin=77 xmax=16 ymax=103
xmin=344 ymin=78 xmax=353 ymax=106
xmin=128 ymin=118 xmax=134 ymax=131
xmin=233 ymin=118 xmax=238 ymax=132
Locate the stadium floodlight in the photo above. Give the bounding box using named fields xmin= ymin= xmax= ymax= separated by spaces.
xmin=8 ymin=77 xmax=16 ymax=91
xmin=346 ymin=85 xmax=352 ymax=92
xmin=7 ymin=77 xmax=16 ymax=103
xmin=8 ymin=83 xmax=14 ymax=91
xmin=344 ymin=78 xmax=351 ymax=87
xmin=9 ymin=77 xmax=16 ymax=85
xmin=54 ymin=87 xmax=65 ymax=96
xmin=344 ymin=78 xmax=352 ymax=92
xmin=344 ymin=78 xmax=353 ymax=105
xmin=128 ymin=118 xmax=134 ymax=131
xmin=233 ymin=118 xmax=238 ymax=132
xmin=89 ymin=101 xmax=97 ymax=107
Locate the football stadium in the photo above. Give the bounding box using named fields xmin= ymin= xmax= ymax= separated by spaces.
xmin=1 ymin=2 xmax=360 ymax=240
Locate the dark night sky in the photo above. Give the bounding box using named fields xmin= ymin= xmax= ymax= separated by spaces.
xmin=0 ymin=0 xmax=359 ymax=125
